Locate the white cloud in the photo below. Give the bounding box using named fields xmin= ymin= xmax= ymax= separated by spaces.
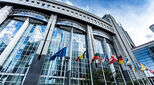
xmin=80 ymin=0 xmax=154 ymax=46
xmin=110 ymin=0 xmax=154 ymax=46
xmin=65 ymin=0 xmax=73 ymax=6
xmin=55 ymin=0 xmax=62 ymax=2
xmin=59 ymin=0 xmax=154 ymax=46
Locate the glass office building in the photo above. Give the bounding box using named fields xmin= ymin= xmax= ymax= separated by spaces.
xmin=133 ymin=41 xmax=154 ymax=78
xmin=0 ymin=0 xmax=143 ymax=85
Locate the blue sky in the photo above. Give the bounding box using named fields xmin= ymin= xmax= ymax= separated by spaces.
xmin=57 ymin=0 xmax=154 ymax=46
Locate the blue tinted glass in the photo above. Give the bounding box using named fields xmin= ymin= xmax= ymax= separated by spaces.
xmin=0 ymin=23 xmax=47 ymax=84
xmin=0 ymin=19 xmax=23 ymax=55
xmin=23 ymin=36 xmax=30 ymax=44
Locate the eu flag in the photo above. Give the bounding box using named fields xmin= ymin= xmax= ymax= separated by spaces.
xmin=49 ymin=47 xmax=67 ymax=61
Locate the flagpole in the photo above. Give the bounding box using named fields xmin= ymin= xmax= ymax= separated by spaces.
xmin=146 ymin=70 xmax=154 ymax=84
xmin=137 ymin=71 xmax=146 ymax=85
xmin=65 ymin=26 xmax=73 ymax=85
xmin=142 ymin=71 xmax=152 ymax=85
xmin=101 ymin=62 xmax=107 ymax=85
xmin=63 ymin=57 xmax=67 ymax=85
xmin=128 ymin=66 xmax=141 ymax=85
xmin=103 ymin=38 xmax=118 ymax=85
xmin=126 ymin=69 xmax=134 ymax=85
xmin=113 ymin=71 xmax=118 ymax=85
xmin=118 ymin=65 xmax=127 ymax=85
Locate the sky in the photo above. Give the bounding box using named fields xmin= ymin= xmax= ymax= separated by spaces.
xmin=56 ymin=0 xmax=154 ymax=46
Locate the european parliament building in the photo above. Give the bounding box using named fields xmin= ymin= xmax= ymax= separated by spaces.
xmin=0 ymin=0 xmax=147 ymax=85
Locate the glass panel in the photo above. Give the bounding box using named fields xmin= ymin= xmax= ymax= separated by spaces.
xmin=0 ymin=18 xmax=24 ymax=55
xmin=13 ymin=11 xmax=49 ymax=22
xmin=39 ymin=27 xmax=71 ymax=85
xmin=71 ymin=31 xmax=89 ymax=85
xmin=94 ymin=38 xmax=105 ymax=59
xmin=0 ymin=23 xmax=46 ymax=84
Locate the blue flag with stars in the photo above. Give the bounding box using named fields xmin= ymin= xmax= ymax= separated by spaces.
xmin=49 ymin=47 xmax=67 ymax=61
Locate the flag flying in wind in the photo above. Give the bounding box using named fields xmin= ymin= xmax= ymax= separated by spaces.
xmin=149 ymin=69 xmax=154 ymax=73
xmin=76 ymin=51 xmax=86 ymax=61
xmin=134 ymin=67 xmax=137 ymax=72
xmin=138 ymin=63 xmax=148 ymax=71
xmin=117 ymin=55 xmax=124 ymax=64
xmin=91 ymin=53 xmax=101 ymax=64
xmin=49 ymin=47 xmax=67 ymax=61
xmin=98 ymin=54 xmax=108 ymax=63
xmin=109 ymin=53 xmax=117 ymax=64
xmin=136 ymin=63 xmax=141 ymax=70
xmin=124 ymin=58 xmax=128 ymax=66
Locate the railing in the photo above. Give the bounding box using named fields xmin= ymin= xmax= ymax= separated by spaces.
xmin=0 ymin=0 xmax=115 ymax=33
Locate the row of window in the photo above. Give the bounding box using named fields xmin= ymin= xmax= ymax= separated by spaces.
xmin=8 ymin=0 xmax=114 ymax=32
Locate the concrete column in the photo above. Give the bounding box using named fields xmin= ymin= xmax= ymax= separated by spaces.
xmin=87 ymin=25 xmax=94 ymax=85
xmin=106 ymin=15 xmax=139 ymax=79
xmin=65 ymin=27 xmax=73 ymax=85
xmin=0 ymin=18 xmax=29 ymax=66
xmin=41 ymin=15 xmax=57 ymax=55
xmin=23 ymin=14 xmax=57 ymax=85
xmin=0 ymin=5 xmax=12 ymax=25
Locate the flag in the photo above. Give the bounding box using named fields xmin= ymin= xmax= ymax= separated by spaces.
xmin=104 ymin=53 xmax=109 ymax=61
xmin=124 ymin=58 xmax=128 ymax=66
xmin=98 ymin=58 xmax=107 ymax=63
xmin=136 ymin=63 xmax=141 ymax=70
xmin=98 ymin=54 xmax=108 ymax=63
xmin=149 ymin=69 xmax=154 ymax=73
xmin=76 ymin=51 xmax=86 ymax=61
xmin=138 ymin=63 xmax=148 ymax=71
xmin=134 ymin=67 xmax=137 ymax=72
xmin=109 ymin=53 xmax=117 ymax=64
xmin=91 ymin=53 xmax=101 ymax=64
xmin=49 ymin=47 xmax=67 ymax=61
xmin=117 ymin=55 xmax=124 ymax=64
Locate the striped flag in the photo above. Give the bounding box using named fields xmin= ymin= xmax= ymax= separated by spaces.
xmin=109 ymin=53 xmax=117 ymax=64
xmin=117 ymin=56 xmax=124 ymax=64
xmin=124 ymin=58 xmax=128 ymax=66
xmin=138 ymin=63 xmax=148 ymax=71
xmin=149 ymin=69 xmax=154 ymax=73
xmin=91 ymin=53 xmax=101 ymax=64
xmin=76 ymin=51 xmax=86 ymax=61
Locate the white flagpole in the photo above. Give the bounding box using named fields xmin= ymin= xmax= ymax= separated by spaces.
xmin=128 ymin=66 xmax=141 ymax=85
xmin=126 ymin=69 xmax=134 ymax=85
xmin=118 ymin=65 xmax=127 ymax=85
xmin=137 ymin=71 xmax=146 ymax=85
xmin=142 ymin=71 xmax=152 ymax=85
xmin=147 ymin=70 xmax=154 ymax=84
xmin=113 ymin=71 xmax=118 ymax=85
xmin=101 ymin=62 xmax=107 ymax=85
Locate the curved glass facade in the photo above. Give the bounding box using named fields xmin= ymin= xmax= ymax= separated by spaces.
xmin=0 ymin=8 xmax=48 ymax=84
xmin=0 ymin=22 xmax=46 ymax=84
xmin=39 ymin=19 xmax=90 ymax=85
xmin=0 ymin=2 xmax=137 ymax=85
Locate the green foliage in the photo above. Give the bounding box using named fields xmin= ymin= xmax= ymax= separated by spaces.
xmin=92 ymin=69 xmax=105 ymax=85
